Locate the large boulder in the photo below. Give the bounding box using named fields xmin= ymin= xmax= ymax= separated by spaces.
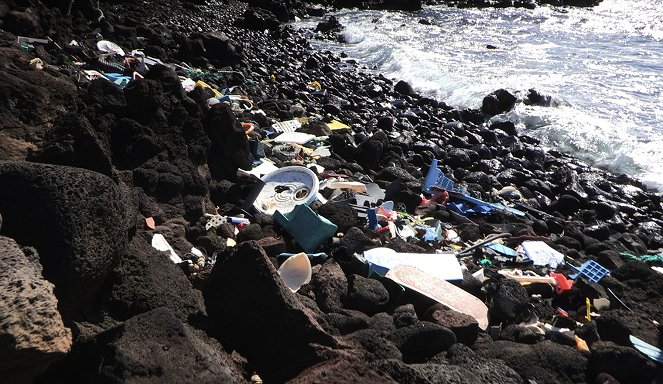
xmin=0 ymin=236 xmax=72 ymax=383
xmin=476 ymin=340 xmax=589 ymax=383
xmin=36 ymin=308 xmax=245 ymax=383
xmin=103 ymin=236 xmax=206 ymax=322
xmin=0 ymin=162 xmax=128 ymax=318
xmin=204 ymin=241 xmax=340 ymax=382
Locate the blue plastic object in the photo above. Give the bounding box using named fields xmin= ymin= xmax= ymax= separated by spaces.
xmin=568 ymin=260 xmax=609 ymax=283
xmin=274 ymin=205 xmax=338 ymax=253
xmin=448 ymin=191 xmax=526 ymax=217
xmin=423 ymin=159 xmax=459 ymax=194
xmin=486 ymin=243 xmax=518 ymax=257
xmin=367 ymin=208 xmax=380 ymax=231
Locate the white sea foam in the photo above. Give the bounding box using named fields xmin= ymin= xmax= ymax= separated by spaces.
xmin=294 ymin=0 xmax=663 ymax=190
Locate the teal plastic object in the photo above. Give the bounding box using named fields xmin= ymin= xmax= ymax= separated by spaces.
xmin=274 ymin=205 xmax=338 ymax=253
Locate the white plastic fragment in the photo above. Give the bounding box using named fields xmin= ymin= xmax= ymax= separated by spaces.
xmin=278 ymin=253 xmax=312 ymax=292
xmin=151 ymin=234 xmax=182 ymax=263
xmin=273 ymin=131 xmax=316 ymax=144
xmin=96 ymin=40 xmax=125 ymax=56
xmin=521 ymin=241 xmax=565 ymax=269
xmin=363 ymin=247 xmax=464 ymax=281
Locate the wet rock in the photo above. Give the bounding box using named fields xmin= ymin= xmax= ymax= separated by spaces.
xmin=0 ymin=237 xmax=72 ymax=383
xmin=424 ymin=304 xmax=479 ymax=345
xmin=389 ymin=322 xmax=456 ymax=363
xmin=37 ymin=308 xmax=244 ymax=383
xmin=481 ymin=89 xmax=517 ymax=116
xmin=347 ymin=274 xmax=389 ymax=315
xmin=204 ymin=241 xmax=338 ymax=382
xmin=0 ymin=162 xmax=127 ymax=318
xmin=104 ymin=236 xmax=206 ymax=322
xmin=590 ymin=341 xmax=656 ymax=384
xmin=315 ymin=15 xmax=343 ymax=33
xmin=240 ymin=8 xmax=280 ymax=31
xmin=394 ymin=80 xmax=415 ymax=95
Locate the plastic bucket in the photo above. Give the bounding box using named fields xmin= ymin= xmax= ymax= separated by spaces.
xmin=254 ymin=166 xmax=319 ymax=215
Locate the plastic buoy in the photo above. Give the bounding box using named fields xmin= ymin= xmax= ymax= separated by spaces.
xmin=278 ymin=253 xmax=312 ymax=292
xmin=254 ymin=166 xmax=319 ymax=215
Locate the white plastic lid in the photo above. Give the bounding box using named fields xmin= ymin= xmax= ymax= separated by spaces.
xmin=97 ymin=40 xmax=125 ymax=56
xmin=254 ymin=166 xmax=319 ymax=215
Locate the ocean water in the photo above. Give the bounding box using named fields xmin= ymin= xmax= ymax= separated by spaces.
xmin=293 ymin=0 xmax=663 ymax=190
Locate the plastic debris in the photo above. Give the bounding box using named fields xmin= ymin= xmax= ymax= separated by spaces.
xmin=273 ymin=131 xmax=316 ymax=144
xmin=276 ymin=252 xmax=328 ymax=263
xmin=274 ymin=205 xmax=337 ymax=252
xmin=151 ymin=234 xmax=182 ymax=263
xmin=630 ymin=335 xmax=663 ymax=364
xmin=324 ymin=179 xmax=368 ymax=194
xmin=326 ymin=120 xmax=351 ymax=130
xmin=593 ymin=298 xmax=610 ymax=311
xmin=277 ymin=252 xmax=312 ymax=292
xmin=568 ymin=260 xmax=609 ymax=283
xmin=521 ymin=241 xmax=565 ymax=268
xmin=448 ymin=191 xmax=526 ymax=217
xmin=423 ymin=159 xmax=463 ymax=194
xmin=498 ymin=269 xmax=557 ymax=285
xmin=145 ymin=217 xmax=155 ymax=229
xmin=550 ymin=272 xmax=575 ymax=294
xmin=96 ymin=40 xmax=125 ymax=56
xmin=386 ymin=265 xmax=489 ymax=329
xmin=362 ymin=247 xmax=464 ymax=281
xmin=271 ymin=119 xmax=302 ymax=133
xmin=254 ymin=166 xmax=319 ymax=215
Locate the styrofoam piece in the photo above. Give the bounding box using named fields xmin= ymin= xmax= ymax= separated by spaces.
xmin=522 ymin=241 xmax=565 ymax=269
xmin=363 ymin=247 xmax=464 ymax=281
xmin=254 ymin=166 xmax=319 ymax=215
xmin=386 ymin=265 xmax=489 ymax=329
xmin=96 ymin=40 xmax=125 ymax=56
xmin=278 ymin=252 xmax=312 ymax=292
xmin=151 ymin=234 xmax=182 ymax=263
xmin=273 ymin=131 xmax=316 ymax=144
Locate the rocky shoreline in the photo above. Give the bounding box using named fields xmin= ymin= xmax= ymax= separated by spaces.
xmin=1 ymin=0 xmax=662 ymax=383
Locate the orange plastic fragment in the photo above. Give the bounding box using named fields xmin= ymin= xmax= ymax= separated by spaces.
xmin=145 ymin=217 xmax=155 ymax=229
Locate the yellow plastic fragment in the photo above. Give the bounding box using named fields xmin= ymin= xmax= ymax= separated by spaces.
xmin=195 ymin=80 xmax=222 ymax=97
xmin=585 ymin=297 xmax=591 ymax=322
xmin=326 ymin=120 xmax=351 ymax=130
xmin=576 ymin=335 xmax=589 ymax=351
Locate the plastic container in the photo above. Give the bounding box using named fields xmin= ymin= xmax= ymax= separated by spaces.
xmin=254 ymin=166 xmax=319 ymax=215
xmin=274 ymin=205 xmax=337 ymax=252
